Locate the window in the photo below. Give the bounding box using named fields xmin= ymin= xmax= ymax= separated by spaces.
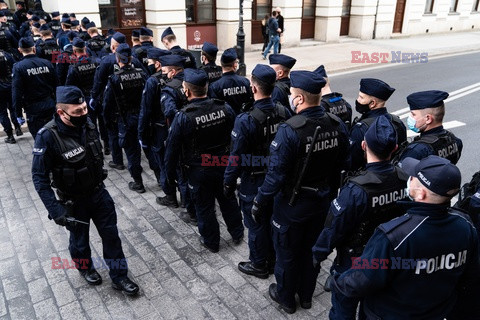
xmin=99 ymin=0 xmax=119 ymax=28
xmin=424 ymin=0 xmax=434 ymax=13
xmin=342 ymin=0 xmax=351 ymax=16
xmin=98 ymin=0 xmax=145 ymax=29
xmin=254 ymin=0 xmax=271 ymax=21
xmin=186 ymin=0 xmax=215 ymax=24
xmin=303 ymin=0 xmax=316 ymax=18
xmin=473 ymin=0 xmax=479 ymax=11
xmin=449 ymin=0 xmax=458 ymax=12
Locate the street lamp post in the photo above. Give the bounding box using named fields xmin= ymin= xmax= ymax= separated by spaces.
xmin=236 ymin=0 xmax=246 ymax=76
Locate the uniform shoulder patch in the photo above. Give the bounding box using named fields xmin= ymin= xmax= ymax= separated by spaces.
xmin=32 ymin=147 xmax=45 ymax=155
xmin=378 ymin=214 xmax=429 ymax=250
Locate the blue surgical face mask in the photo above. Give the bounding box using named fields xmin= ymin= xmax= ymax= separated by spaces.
xmin=289 ymin=95 xmax=299 ymax=113
xmin=407 ymin=115 xmax=420 ymax=133
xmin=406 ymin=177 xmax=414 ymax=201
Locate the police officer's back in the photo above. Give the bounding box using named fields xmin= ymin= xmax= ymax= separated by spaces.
xmin=132 ymin=27 xmax=155 ymax=72
xmin=47 ymin=11 xmax=61 ymax=36
xmin=398 ymin=90 xmax=463 ymax=164
xmin=0 ymin=48 xmax=21 ymax=143
xmin=103 ymin=43 xmax=148 ymax=193
xmin=349 ymin=78 xmax=407 ymax=171
xmin=85 ymin=22 xmax=106 ymax=62
xmin=223 ymin=64 xmax=291 ymax=278
xmin=161 ymin=26 xmax=196 ymax=69
xmin=254 ymin=71 xmax=349 ymax=314
xmin=164 ymin=68 xmax=244 ymax=253
xmin=0 ymin=12 xmax=19 ymax=59
xmin=32 ymin=85 xmax=140 ymax=296
xmin=332 ymin=155 xmax=480 ymax=319
xmin=313 ymin=116 xmax=408 ymax=319
xmin=36 ymin=24 xmax=59 ymax=63
xmin=158 ymin=54 xmax=187 ymax=126
xmin=315 ymin=65 xmax=352 ymax=129
xmin=208 ymin=48 xmax=253 ymax=115
xmin=65 ymin=38 xmax=98 ymax=99
xmin=12 ymin=36 xmax=57 ymax=138
xmin=268 ymin=53 xmax=296 ymax=108
xmin=199 ymin=41 xmax=222 ymax=84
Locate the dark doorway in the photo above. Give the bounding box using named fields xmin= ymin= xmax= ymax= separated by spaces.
xmin=393 ymin=0 xmax=406 ymax=33
xmin=340 ymin=0 xmax=351 ymax=36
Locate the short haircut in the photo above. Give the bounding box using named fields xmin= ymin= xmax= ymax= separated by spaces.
xmin=184 ymin=81 xmax=207 ymax=97
xmin=251 ymin=74 xmax=274 ymax=96
xmin=166 ymin=66 xmax=183 ymax=73
xmin=87 ymin=27 xmax=98 ymax=34
xmin=297 ymin=88 xmax=320 ymax=106
xmin=140 ymin=35 xmax=152 ymax=42
xmin=40 ymin=29 xmax=52 ymax=37
xmin=163 ymin=34 xmax=176 ymax=43
xmin=421 ymin=104 xmax=445 ymax=123
xmin=221 ymin=61 xmax=235 ymax=69
xmin=364 ymin=141 xmax=392 ymax=161
xmin=19 ymin=47 xmax=34 ymax=54
xmin=73 ymin=47 xmax=86 ymax=53
xmin=201 ymin=51 xmax=215 ymax=63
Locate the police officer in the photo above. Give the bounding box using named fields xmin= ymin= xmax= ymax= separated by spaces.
xmin=78 ymin=17 xmax=90 ymax=41
xmin=55 ymin=17 xmax=72 ymax=42
xmin=199 ymin=41 xmax=222 ymax=84
xmin=156 ymin=54 xmax=195 ymax=217
xmin=131 ymin=29 xmax=141 ymax=52
xmin=0 ymin=11 xmax=19 ymax=59
xmin=253 ymin=70 xmax=349 ymax=313
xmin=48 ymin=11 xmax=61 ymax=36
xmin=332 ymin=155 xmax=480 ymax=319
xmin=312 ymin=116 xmax=408 ymax=319
xmin=103 ymin=43 xmax=148 ymax=193
xmin=268 ymin=53 xmax=296 ymax=108
xmin=0 ymin=1 xmax=20 ymax=30
xmin=208 ymin=48 xmax=253 ymax=115
xmin=160 ymin=26 xmax=197 ymax=69
xmin=133 ymin=27 xmax=155 ymax=72
xmin=315 ymin=65 xmax=353 ymax=129
xmin=398 ymin=90 xmax=463 ymax=164
xmin=138 ymin=48 xmax=170 ymax=189
xmin=12 ymin=36 xmax=57 ymax=138
xmin=85 ymin=21 xmax=106 ymax=62
xmin=14 ymin=1 xmax=27 ymax=26
xmin=164 ymin=68 xmax=244 ymax=252
xmin=32 ymin=85 xmax=140 ymax=295
xmin=36 ymin=24 xmax=59 ymax=63
xmin=223 ymin=64 xmax=290 ymax=278
xmin=349 ymin=78 xmax=407 ymax=171
xmin=0 ymin=48 xmax=21 ymax=143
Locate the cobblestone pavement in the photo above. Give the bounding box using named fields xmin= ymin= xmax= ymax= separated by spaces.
xmin=0 ymin=133 xmax=334 ymax=319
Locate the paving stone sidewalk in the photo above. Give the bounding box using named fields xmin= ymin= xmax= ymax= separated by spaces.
xmin=0 ymin=134 xmax=335 ymax=319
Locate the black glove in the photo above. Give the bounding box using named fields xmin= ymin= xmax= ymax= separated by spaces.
xmin=223 ymin=183 xmax=236 ymax=199
xmin=251 ymin=199 xmax=263 ymax=224
xmin=54 ymin=215 xmax=67 ymax=226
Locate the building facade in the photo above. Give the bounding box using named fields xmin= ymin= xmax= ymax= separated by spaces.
xmin=5 ymin=0 xmax=480 ymax=49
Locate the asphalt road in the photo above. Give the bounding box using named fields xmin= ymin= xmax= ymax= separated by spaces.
xmin=328 ymin=51 xmax=480 ymax=183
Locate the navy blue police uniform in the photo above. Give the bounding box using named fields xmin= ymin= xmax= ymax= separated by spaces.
xmin=314 ymin=65 xmax=353 ymax=129
xmin=103 ymin=43 xmax=148 ymax=192
xmin=161 ymin=27 xmax=197 ymax=69
xmin=224 ymin=64 xmax=291 ymax=278
xmin=349 ymin=78 xmax=407 ymax=171
xmin=268 ymin=54 xmax=296 ymax=108
xmin=47 ymin=12 xmax=61 ymax=36
xmin=399 ymin=90 xmax=463 ymax=164
xmin=132 ymin=27 xmax=155 ymax=72
xmin=32 ymin=86 xmax=139 ymax=295
xmin=35 ymin=25 xmax=60 ymax=64
xmin=85 ymin=22 xmax=107 ymax=62
xmin=12 ymin=36 xmax=57 ymax=138
xmin=312 ymin=116 xmax=408 ymax=319
xmin=156 ymin=54 xmax=196 ymax=214
xmin=0 ymin=49 xmax=21 ymax=142
xmin=164 ymin=68 xmax=244 ymax=252
xmin=0 ymin=15 xmax=20 ymax=59
xmin=254 ymin=71 xmax=349 ymax=313
xmin=138 ymin=48 xmax=171 ymax=188
xmin=332 ymin=156 xmax=480 ymax=319
xmin=198 ymin=41 xmax=222 ymax=84
xmin=208 ymin=48 xmax=253 ymax=114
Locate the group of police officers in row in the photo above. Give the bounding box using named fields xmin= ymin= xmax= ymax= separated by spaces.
xmin=1 ymin=4 xmax=479 ymax=318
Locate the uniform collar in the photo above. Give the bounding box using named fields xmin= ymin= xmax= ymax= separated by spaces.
xmin=24 ymin=54 xmax=37 ymax=59
xmin=297 ymin=105 xmax=326 ymax=117
xmin=322 ymin=92 xmax=343 ymax=99
xmin=421 ymin=125 xmax=445 ymax=136
xmin=173 ymin=71 xmax=184 ymax=80
xmin=362 ymin=107 xmax=388 ymax=119
xmin=253 ymin=97 xmax=275 ymax=110
xmin=365 ymin=161 xmax=394 ymax=173
xmin=189 ymin=97 xmax=209 ymax=104
xmin=398 ymin=200 xmax=450 ymax=217
xmin=141 ymin=41 xmax=153 ymax=47
xmin=278 ymin=77 xmax=290 ymax=84
xmin=222 ymin=71 xmax=236 ymax=76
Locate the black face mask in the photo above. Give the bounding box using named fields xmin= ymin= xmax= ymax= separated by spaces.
xmin=355 ymin=100 xmax=372 ymax=114
xmin=65 ymin=111 xmax=88 ymax=127
xmin=147 ymin=64 xmax=156 ymax=75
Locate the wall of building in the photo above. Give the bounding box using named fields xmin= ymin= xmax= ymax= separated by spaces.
xmin=42 ymin=0 xmax=101 ymax=30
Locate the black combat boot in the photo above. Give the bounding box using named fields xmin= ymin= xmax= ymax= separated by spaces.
xmin=156 ymin=194 xmax=179 ymax=208
xmin=128 ymin=180 xmax=146 ymax=193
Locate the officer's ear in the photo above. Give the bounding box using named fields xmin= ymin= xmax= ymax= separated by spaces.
xmin=361 ymin=140 xmax=367 ymax=152
xmin=251 ymin=83 xmax=257 ymax=95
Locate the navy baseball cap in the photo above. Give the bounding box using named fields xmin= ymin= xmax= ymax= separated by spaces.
xmin=269 ymin=54 xmax=296 ymax=69
xmin=72 ymin=37 xmax=85 ymax=48
xmin=161 ymin=26 xmax=174 ymax=40
xmin=290 ymin=70 xmax=326 ymax=94
xmin=252 ymin=64 xmax=276 ymax=85
xmin=132 ymin=29 xmax=140 ymax=38
xmin=360 ymin=78 xmax=395 ymax=101
xmin=85 ymin=21 xmax=95 ymax=29
xmin=407 ymin=90 xmax=449 ymax=110
xmin=140 ymin=27 xmax=153 ymax=37
xmin=71 ymin=20 xmax=79 ymax=27
xmin=51 ymin=11 xmax=60 ymax=18
xmin=184 ymin=68 xmax=208 ymax=87
xmin=364 ymin=115 xmax=397 ymax=156
xmin=19 ymin=37 xmax=34 ymax=48
xmin=221 ymin=48 xmax=237 ymax=64
xmin=399 ymin=155 xmax=461 ymax=197
xmin=112 ymin=32 xmax=126 ymax=44
xmin=313 ymin=65 xmax=328 ymax=78
xmin=202 ymin=41 xmax=218 ymax=57
xmin=116 ymin=43 xmax=131 ymax=57
xmin=159 ymin=54 xmax=186 ymax=67
xmin=56 ymin=86 xmax=85 ymax=104
xmin=147 ymin=47 xmax=170 ymax=60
